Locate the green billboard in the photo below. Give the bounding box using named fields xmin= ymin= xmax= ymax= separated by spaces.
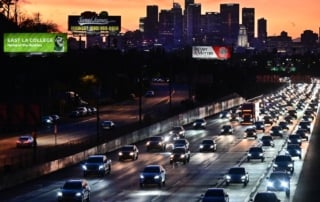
xmin=3 ymin=33 xmax=68 ymax=53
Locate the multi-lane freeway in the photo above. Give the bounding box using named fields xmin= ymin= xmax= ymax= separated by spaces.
xmin=0 ymin=82 xmax=319 ymax=202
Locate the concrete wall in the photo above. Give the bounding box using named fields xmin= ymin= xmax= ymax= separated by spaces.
xmin=0 ymin=94 xmax=246 ymax=191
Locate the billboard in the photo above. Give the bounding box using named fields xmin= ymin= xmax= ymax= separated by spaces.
xmin=3 ymin=33 xmax=68 ymax=53
xmin=192 ymin=46 xmax=232 ymax=60
xmin=68 ymin=11 xmax=121 ymax=34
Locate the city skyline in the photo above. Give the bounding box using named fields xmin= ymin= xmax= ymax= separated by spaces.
xmin=19 ymin=0 xmax=319 ymax=39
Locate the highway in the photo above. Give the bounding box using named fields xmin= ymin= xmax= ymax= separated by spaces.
xmin=0 ymin=82 xmax=318 ymax=202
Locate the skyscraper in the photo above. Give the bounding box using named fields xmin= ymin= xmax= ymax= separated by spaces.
xmin=242 ymin=7 xmax=254 ymax=44
xmin=185 ymin=3 xmax=201 ymax=44
xmin=220 ymin=3 xmax=240 ymax=46
xmin=144 ymin=5 xmax=159 ymax=41
xmin=258 ymin=18 xmax=267 ymax=43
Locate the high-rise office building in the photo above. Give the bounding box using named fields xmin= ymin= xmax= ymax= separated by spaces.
xmin=172 ymin=2 xmax=183 ymax=46
xmin=185 ymin=3 xmax=201 ymax=44
xmin=257 ymin=18 xmax=267 ymax=43
xmin=242 ymin=7 xmax=254 ymax=44
xmin=220 ymin=3 xmax=240 ymax=46
xmin=203 ymin=12 xmax=222 ymax=45
xmin=144 ymin=5 xmax=159 ymax=41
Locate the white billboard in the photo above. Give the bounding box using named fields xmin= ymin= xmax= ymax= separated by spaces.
xmin=192 ymin=46 xmax=231 ymax=60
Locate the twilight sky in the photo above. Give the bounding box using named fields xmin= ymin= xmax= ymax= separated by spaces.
xmin=19 ymin=0 xmax=319 ymax=39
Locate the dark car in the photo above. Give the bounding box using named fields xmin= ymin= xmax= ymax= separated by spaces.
xmin=224 ymin=167 xmax=249 ymax=186
xmin=146 ymin=136 xmax=166 ymax=152
xmin=260 ymin=135 xmax=275 ymax=147
xmin=219 ymin=111 xmax=231 ymax=119
xmin=193 ymin=118 xmax=207 ymax=129
xmin=16 ymin=135 xmax=36 ymax=148
xmin=266 ymin=171 xmax=291 ymax=197
xmin=220 ymin=124 xmax=234 ymax=135
xmin=82 ymin=155 xmax=112 ymax=177
xmin=170 ymin=147 xmax=191 ymax=164
xmin=247 ymin=147 xmax=265 ymax=162
xmin=139 ymin=165 xmax=166 ymax=188
xmin=269 ymin=126 xmax=284 ymax=138
xmin=199 ymin=139 xmax=217 ymax=152
xmin=201 ymin=188 xmax=229 ymax=202
xmin=244 ymin=127 xmax=257 ymax=139
xmin=288 ymin=134 xmax=302 ymax=146
xmin=57 ymin=179 xmax=91 ymax=202
xmin=295 ymin=129 xmax=309 ymax=141
xmin=100 ymin=120 xmax=115 ymax=130
xmin=263 ymin=115 xmax=274 ymax=125
xmin=169 ymin=126 xmax=186 ymax=139
xmin=278 ymin=121 xmax=289 ymax=130
xmin=254 ymin=121 xmax=265 ymax=132
xmin=250 ymin=191 xmax=280 ymax=202
xmin=286 ymin=144 xmax=302 ymax=159
xmin=298 ymin=121 xmax=311 ymax=133
xmin=273 ymin=154 xmax=294 ymax=174
xmin=118 ymin=145 xmax=139 ymax=161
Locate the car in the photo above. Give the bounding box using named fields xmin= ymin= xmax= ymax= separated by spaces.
xmin=145 ymin=90 xmax=155 ymax=97
xmin=139 ymin=165 xmax=166 ymax=188
xmin=298 ymin=121 xmax=311 ymax=133
xmin=278 ymin=121 xmax=289 ymax=130
xmin=247 ymin=146 xmax=265 ymax=162
xmin=254 ymin=121 xmax=265 ymax=132
xmin=302 ymin=114 xmax=314 ymax=122
xmin=193 ymin=118 xmax=207 ymax=129
xmin=146 ymin=136 xmax=166 ymax=152
xmin=201 ymin=188 xmax=229 ymax=202
xmin=173 ymin=138 xmax=190 ymax=150
xmin=249 ymin=191 xmax=280 ymax=202
xmin=244 ymin=127 xmax=257 ymax=139
xmin=118 ymin=144 xmax=139 ymax=161
xmin=220 ymin=124 xmax=234 ymax=135
xmin=263 ymin=115 xmax=274 ymax=125
xmin=219 ymin=111 xmax=231 ymax=119
xmin=266 ymin=171 xmax=291 ymax=197
xmin=259 ymin=135 xmax=275 ymax=147
xmin=285 ymin=144 xmax=302 ymax=159
xmin=57 ymin=179 xmax=91 ymax=202
xmin=224 ymin=167 xmax=249 ymax=186
xmin=41 ymin=115 xmax=54 ymax=127
xmin=169 ymin=126 xmax=186 ymax=139
xmin=82 ymin=155 xmax=112 ymax=177
xmin=170 ymin=147 xmax=191 ymax=164
xmin=269 ymin=125 xmax=284 ymax=138
xmin=16 ymin=135 xmax=35 ymax=148
xmin=100 ymin=120 xmax=115 ymax=130
xmin=288 ymin=134 xmax=302 ymax=146
xmin=199 ymin=139 xmax=217 ymax=152
xmin=273 ymin=154 xmax=294 ymax=174
xmin=295 ymin=129 xmax=309 ymax=141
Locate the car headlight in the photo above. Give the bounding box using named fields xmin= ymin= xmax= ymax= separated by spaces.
xmin=241 ymin=175 xmax=246 ymax=180
xmin=170 ymin=154 xmax=174 ymax=158
xmin=273 ymin=163 xmax=278 ymax=167
xmin=140 ymin=174 xmax=144 ymax=179
xmin=99 ymin=165 xmax=104 ymax=170
xmin=57 ymin=192 xmax=63 ymax=197
xmin=280 ymin=181 xmax=289 ymax=188
xmin=267 ymin=180 xmax=273 ymax=187
xmin=247 ymin=153 xmax=252 ymax=156
xmin=288 ymin=163 xmax=293 ymax=167
xmin=118 ymin=152 xmax=123 ymax=156
xmin=82 ymin=165 xmax=87 ymax=170
xmin=164 ymin=136 xmax=170 ymax=142
xmin=193 ymin=123 xmax=196 ymax=126
xmin=75 ymin=192 xmax=82 ymax=197
xmin=154 ymin=175 xmax=160 ymax=179
xmin=210 ymin=145 xmax=214 ymax=148
xmin=129 ymin=152 xmax=134 ymax=156
xmin=180 ymin=154 xmax=185 ymax=158
xmin=259 ymin=153 xmax=263 ymax=156
xmin=146 ymin=142 xmax=150 ymax=146
xmin=225 ymin=175 xmax=231 ymax=180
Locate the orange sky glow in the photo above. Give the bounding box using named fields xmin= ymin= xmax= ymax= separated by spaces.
xmin=19 ymin=0 xmax=319 ymax=39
